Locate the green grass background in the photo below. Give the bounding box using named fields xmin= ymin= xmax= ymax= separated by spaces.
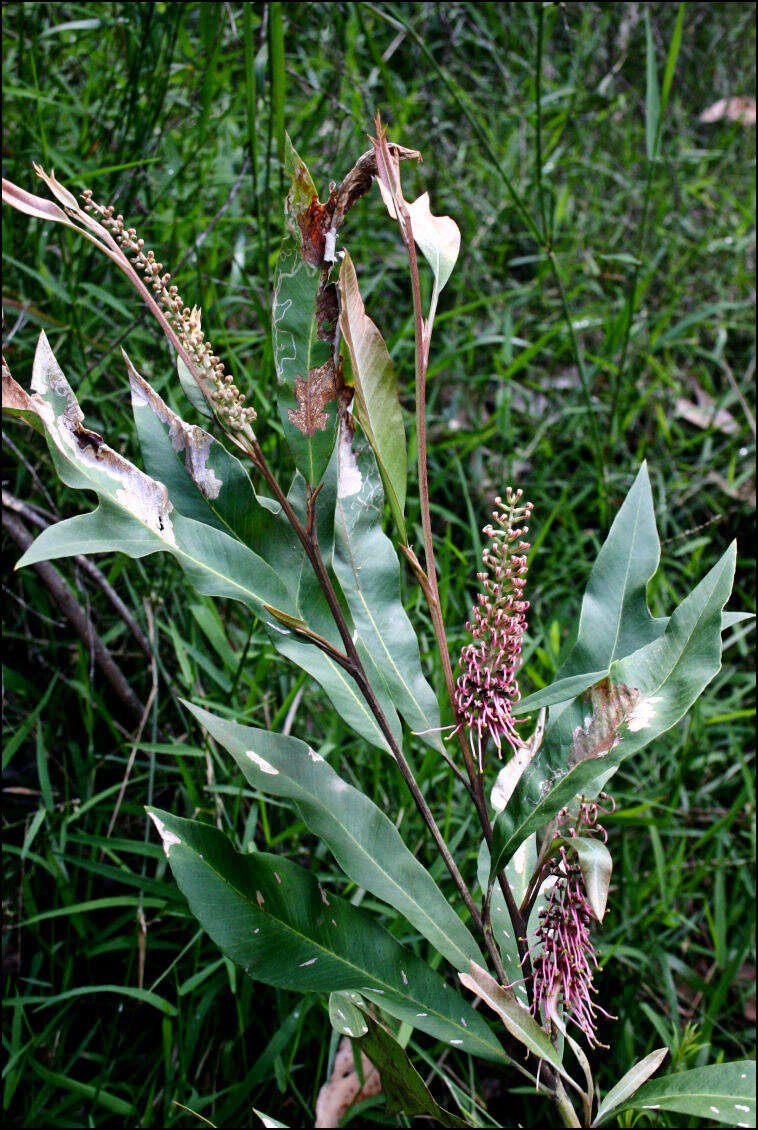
xmin=2 ymin=2 xmax=755 ymax=1126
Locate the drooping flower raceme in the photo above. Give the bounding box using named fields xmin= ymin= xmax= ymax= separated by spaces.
xmin=453 ymin=487 xmax=533 ymax=771
xmin=528 ymin=796 xmax=616 ymax=1048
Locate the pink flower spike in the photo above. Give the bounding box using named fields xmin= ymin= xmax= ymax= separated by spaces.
xmin=452 ymin=487 xmax=533 ymax=773
xmin=528 ymin=795 xmax=617 ymax=1049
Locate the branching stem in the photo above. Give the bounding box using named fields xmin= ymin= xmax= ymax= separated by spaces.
xmin=245 ymin=435 xmax=486 ymax=937
xmin=394 ymin=188 xmax=533 ymax=995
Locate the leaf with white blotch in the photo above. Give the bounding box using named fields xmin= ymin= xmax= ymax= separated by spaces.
xmin=564 ymin=836 xmax=612 ymax=922
xmin=592 ymin=1048 xmax=668 ymax=1125
xmin=339 ymin=251 xmax=406 ymax=540
xmin=595 ymin=1061 xmax=756 ymax=1127
xmin=333 ymin=417 xmax=443 ymax=752
xmin=272 ymin=137 xmax=337 ymax=486
xmin=13 ymin=333 xmax=291 ymax=619
xmin=458 ymin=962 xmax=578 ymax=1087
xmin=490 ymin=543 xmax=736 ymax=882
xmin=329 ymin=991 xmax=368 ymax=1038
xmin=183 ymin=702 xmax=481 ymax=971
xmin=148 ymin=809 xmax=507 ymax=1064
xmin=356 ymin=1012 xmax=469 ymax=1128
xmin=127 ymin=354 xmax=262 ymax=546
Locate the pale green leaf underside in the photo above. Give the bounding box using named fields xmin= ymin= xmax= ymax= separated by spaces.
xmin=592 ymin=1048 xmax=668 ymax=1125
xmin=334 ymin=421 xmax=443 ymax=751
xmin=490 ymin=542 xmax=736 ymax=880
xmin=459 ymin=962 xmax=577 ymax=1086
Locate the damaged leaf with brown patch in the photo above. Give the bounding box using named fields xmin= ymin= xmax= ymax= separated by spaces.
xmin=287 ymin=360 xmax=337 ymax=438
xmin=284 ymin=134 xmax=329 ymax=267
xmin=569 ymin=678 xmax=640 ymax=765
xmin=10 ymin=332 xmax=292 ymax=619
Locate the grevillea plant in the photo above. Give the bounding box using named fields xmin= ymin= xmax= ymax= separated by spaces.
xmin=2 ymin=120 xmax=755 ymax=1129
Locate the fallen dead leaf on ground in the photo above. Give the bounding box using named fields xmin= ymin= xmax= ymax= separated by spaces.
xmin=699 ymin=96 xmax=756 ymax=125
xmin=314 ymin=1036 xmax=382 ymax=1128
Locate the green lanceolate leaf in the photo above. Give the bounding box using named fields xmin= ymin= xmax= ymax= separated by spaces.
xmin=14 ymin=333 xmax=291 ymax=618
xmin=490 ymin=543 xmax=736 ymax=880
xmin=147 ymin=809 xmax=507 ymax=1063
xmin=519 ymin=461 xmax=746 ymax=722
xmin=272 ymin=136 xmax=337 ymax=485
xmin=516 ymin=669 xmax=611 ymax=716
xmin=127 ymin=354 xmax=262 ymax=546
xmin=564 ymin=836 xmax=612 ymax=922
xmin=356 ymin=1012 xmax=470 ymax=1128
xmin=596 ymin=1061 xmax=756 ymax=1127
xmin=338 ymin=250 xmax=407 ymax=539
xmin=593 ymin=1048 xmax=668 ymax=1125
xmin=549 ymin=463 xmax=664 ymax=708
xmin=459 ymin=962 xmax=578 ymax=1088
xmin=542 ymin=463 xmax=665 ymax=755
xmin=333 ymin=417 xmax=443 ymax=751
xmin=183 ymin=702 xmax=481 ymax=971
xmin=177 ymin=355 xmax=214 ymax=419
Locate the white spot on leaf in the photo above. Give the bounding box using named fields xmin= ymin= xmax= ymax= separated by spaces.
xmin=337 ymin=416 xmax=362 ymax=498
xmin=246 ymin=750 xmax=279 ymax=775
xmin=627 ymin=695 xmax=663 ymax=732
xmin=148 ymin=812 xmax=181 ymax=857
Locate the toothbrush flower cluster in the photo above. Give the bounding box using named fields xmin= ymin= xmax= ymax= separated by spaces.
xmin=80 ymin=188 xmax=257 ymax=434
xmin=528 ymin=795 xmax=616 ymax=1048
xmin=453 ymin=487 xmax=533 ymax=771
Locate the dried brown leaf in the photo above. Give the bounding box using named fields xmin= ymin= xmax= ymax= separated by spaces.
xmin=314 ymin=1036 xmax=381 ymax=1128
xmin=699 ymin=96 xmax=756 ymax=125
xmin=675 ymin=397 xmax=740 ymax=436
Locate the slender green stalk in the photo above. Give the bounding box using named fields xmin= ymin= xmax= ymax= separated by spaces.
xmin=369 ymin=2 xmax=607 ymax=521
xmin=535 ymin=5 xmax=547 ymax=237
